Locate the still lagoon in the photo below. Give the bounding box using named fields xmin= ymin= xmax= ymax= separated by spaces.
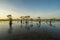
xmin=0 ymin=21 xmax=60 ymax=40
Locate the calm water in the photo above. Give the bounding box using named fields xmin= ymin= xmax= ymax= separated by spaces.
xmin=0 ymin=21 xmax=60 ymax=40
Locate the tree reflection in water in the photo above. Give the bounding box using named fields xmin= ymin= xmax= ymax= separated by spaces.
xmin=8 ymin=26 xmax=13 ymax=34
xmin=49 ymin=23 xmax=56 ymax=28
xmin=25 ymin=23 xmax=30 ymax=32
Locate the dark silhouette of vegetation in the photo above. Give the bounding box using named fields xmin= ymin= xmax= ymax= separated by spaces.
xmin=8 ymin=27 xmax=13 ymax=34
xmin=20 ymin=16 xmax=23 ymax=24
xmin=30 ymin=18 xmax=33 ymax=23
xmin=37 ymin=17 xmax=41 ymax=24
xmin=7 ymin=15 xmax=12 ymax=28
xmin=25 ymin=16 xmax=30 ymax=24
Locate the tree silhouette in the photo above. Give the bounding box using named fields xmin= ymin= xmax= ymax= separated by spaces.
xmin=20 ymin=16 xmax=23 ymax=24
xmin=7 ymin=14 xmax=12 ymax=28
xmin=37 ymin=17 xmax=41 ymax=24
xmin=25 ymin=16 xmax=30 ymax=24
xmin=7 ymin=15 xmax=12 ymax=19
xmin=30 ymin=18 xmax=33 ymax=23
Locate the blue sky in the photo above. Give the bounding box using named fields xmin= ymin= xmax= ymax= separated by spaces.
xmin=0 ymin=0 xmax=60 ymax=19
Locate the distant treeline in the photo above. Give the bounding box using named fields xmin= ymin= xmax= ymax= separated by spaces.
xmin=0 ymin=19 xmax=60 ymax=21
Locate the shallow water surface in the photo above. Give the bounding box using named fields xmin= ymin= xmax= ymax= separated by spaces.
xmin=0 ymin=21 xmax=60 ymax=40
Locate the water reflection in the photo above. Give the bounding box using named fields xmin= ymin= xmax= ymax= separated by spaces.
xmin=20 ymin=24 xmax=23 ymax=28
xmin=0 ymin=21 xmax=60 ymax=40
xmin=49 ymin=23 xmax=55 ymax=28
xmin=8 ymin=26 xmax=13 ymax=34
xmin=38 ymin=23 xmax=41 ymax=28
xmin=36 ymin=23 xmax=41 ymax=27
xmin=50 ymin=23 xmax=52 ymax=26
xmin=30 ymin=23 xmax=33 ymax=28
xmin=25 ymin=23 xmax=30 ymax=32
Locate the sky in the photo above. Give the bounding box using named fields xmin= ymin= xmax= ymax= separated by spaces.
xmin=0 ymin=0 xmax=60 ymax=19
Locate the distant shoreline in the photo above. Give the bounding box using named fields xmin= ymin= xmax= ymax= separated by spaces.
xmin=0 ymin=19 xmax=60 ymax=21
